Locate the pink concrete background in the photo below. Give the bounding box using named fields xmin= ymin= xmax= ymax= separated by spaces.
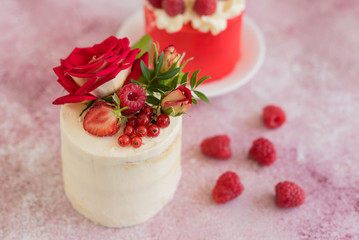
xmin=1 ymin=0 xmax=359 ymax=239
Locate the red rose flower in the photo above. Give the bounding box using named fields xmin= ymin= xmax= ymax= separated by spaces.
xmin=53 ymin=36 xmax=148 ymax=105
xmin=161 ymin=85 xmax=192 ymax=116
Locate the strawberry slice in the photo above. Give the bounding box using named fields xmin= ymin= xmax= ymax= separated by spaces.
xmin=83 ymin=102 xmax=120 ymax=137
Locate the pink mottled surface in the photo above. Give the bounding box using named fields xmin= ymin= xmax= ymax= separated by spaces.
xmin=1 ymin=0 xmax=359 ymax=239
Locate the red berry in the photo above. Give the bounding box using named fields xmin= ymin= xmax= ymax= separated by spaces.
xmin=212 ymin=171 xmax=244 ymax=204
xmin=137 ymin=113 xmax=150 ymax=126
xmin=117 ymin=83 xmax=147 ymax=115
xmin=135 ymin=125 xmax=148 ymax=137
xmin=148 ymin=0 xmax=163 ymax=8
xmin=156 ymin=114 xmax=170 ymax=128
xmin=83 ymin=102 xmax=120 ymax=137
xmin=131 ymin=136 xmax=142 ymax=148
xmin=200 ymin=135 xmax=231 ymax=160
xmin=126 ymin=117 xmax=137 ymax=128
xmin=194 ymin=0 xmax=216 ymax=16
xmin=141 ymin=105 xmax=154 ymax=117
xmin=275 ymin=181 xmax=305 ymax=208
xmin=162 ymin=0 xmax=185 ymax=17
xmin=263 ymin=105 xmax=286 ymax=129
xmin=249 ymin=137 xmax=276 ymax=166
xmin=147 ymin=124 xmax=160 ymax=137
xmin=118 ymin=134 xmax=130 ymax=147
xmin=124 ymin=125 xmax=134 ymax=136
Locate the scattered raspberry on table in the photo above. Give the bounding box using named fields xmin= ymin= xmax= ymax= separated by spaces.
xmin=212 ymin=171 xmax=244 ymax=204
xmin=275 ymin=181 xmax=306 ymax=208
xmin=200 ymin=135 xmax=232 ymax=160
xmin=262 ymin=105 xmax=286 ymax=129
xmin=249 ymin=137 xmax=276 ymax=166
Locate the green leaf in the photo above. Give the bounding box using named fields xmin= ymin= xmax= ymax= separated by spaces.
xmin=171 ymin=75 xmax=180 ymax=89
xmin=140 ymin=60 xmax=151 ymax=82
xmin=147 ymin=89 xmax=154 ymax=96
xmin=181 ymin=72 xmax=189 ymax=86
xmin=152 ymin=42 xmax=159 ymax=69
xmin=112 ymin=93 xmax=121 ymax=106
xmin=155 ymin=52 xmax=164 ymax=76
xmin=194 ymin=90 xmax=210 ymax=104
xmin=146 ymin=95 xmax=160 ymax=105
xmin=131 ymin=34 xmax=153 ymax=59
xmin=158 ymin=68 xmax=180 ymax=80
xmin=149 ymin=84 xmax=173 ymax=92
xmin=190 ymin=70 xmax=200 ymax=89
xmin=195 ymin=76 xmax=210 ymax=88
xmin=130 ymin=79 xmax=140 ymax=85
xmin=79 ymin=100 xmax=98 ymax=116
xmin=192 ymin=98 xmax=198 ymax=105
xmin=179 ymin=56 xmax=193 ymax=72
xmin=163 ymin=107 xmax=174 ymax=115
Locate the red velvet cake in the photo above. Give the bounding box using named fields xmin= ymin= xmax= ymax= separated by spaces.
xmin=144 ymin=0 xmax=246 ymax=83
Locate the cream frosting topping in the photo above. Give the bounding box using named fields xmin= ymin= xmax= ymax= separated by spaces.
xmin=60 ymin=103 xmax=181 ymax=163
xmin=146 ymin=0 xmax=246 ymax=35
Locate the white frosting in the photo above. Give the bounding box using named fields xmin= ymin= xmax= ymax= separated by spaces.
xmin=146 ymin=0 xmax=245 ymax=35
xmin=60 ymin=103 xmax=182 ymax=227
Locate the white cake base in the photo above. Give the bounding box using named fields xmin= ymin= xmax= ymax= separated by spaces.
xmin=60 ymin=103 xmax=182 ymax=227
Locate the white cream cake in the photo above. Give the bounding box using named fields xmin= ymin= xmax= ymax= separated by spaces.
xmin=60 ymin=103 xmax=182 ymax=227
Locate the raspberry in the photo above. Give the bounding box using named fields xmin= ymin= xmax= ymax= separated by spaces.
xmin=156 ymin=114 xmax=170 ymax=128
xmin=275 ymin=181 xmax=305 ymax=208
xmin=117 ymin=83 xmax=146 ymax=115
xmin=263 ymin=105 xmax=286 ymax=129
xmin=200 ymin=135 xmax=231 ymax=160
xmin=148 ymin=0 xmax=163 ymax=8
xmin=162 ymin=0 xmax=185 ymax=17
xmin=212 ymin=171 xmax=244 ymax=204
xmin=249 ymin=137 xmax=276 ymax=166
xmin=194 ymin=0 xmax=217 ymax=16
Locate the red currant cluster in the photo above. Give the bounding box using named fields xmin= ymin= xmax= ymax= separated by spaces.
xmin=118 ymin=105 xmax=170 ymax=148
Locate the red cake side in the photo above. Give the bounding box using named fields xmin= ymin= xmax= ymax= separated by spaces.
xmin=145 ymin=6 xmax=243 ymax=83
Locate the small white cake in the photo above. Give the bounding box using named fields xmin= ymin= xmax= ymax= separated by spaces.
xmin=60 ymin=103 xmax=182 ymax=227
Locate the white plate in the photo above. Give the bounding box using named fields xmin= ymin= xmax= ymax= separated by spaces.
xmin=117 ymin=10 xmax=265 ymax=98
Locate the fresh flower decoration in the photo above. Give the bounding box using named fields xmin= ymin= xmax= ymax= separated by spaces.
xmin=53 ymin=35 xmax=210 ymax=148
xmin=52 ymin=36 xmax=148 ymax=105
xmin=161 ymin=85 xmax=192 ymax=116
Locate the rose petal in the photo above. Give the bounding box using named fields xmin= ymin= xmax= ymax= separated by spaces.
xmin=74 ymin=76 xmax=97 ymax=95
xmin=52 ymin=94 xmax=97 ymax=105
xmin=88 ymin=64 xmax=130 ymax=92
xmin=53 ymin=66 xmax=79 ymax=93
xmin=124 ymin=52 xmax=149 ymax=85
xmin=66 ymin=48 xmax=94 ymax=67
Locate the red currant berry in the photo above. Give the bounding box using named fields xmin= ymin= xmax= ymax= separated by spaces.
xmin=126 ymin=117 xmax=137 ymax=128
xmin=147 ymin=124 xmax=160 ymax=137
xmin=124 ymin=125 xmax=134 ymax=136
xmin=141 ymin=105 xmax=154 ymax=117
xmin=131 ymin=136 xmax=142 ymax=148
xmin=118 ymin=134 xmax=130 ymax=147
xmin=137 ymin=113 xmax=150 ymax=126
xmin=156 ymin=114 xmax=170 ymax=128
xmin=135 ymin=125 xmax=148 ymax=137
